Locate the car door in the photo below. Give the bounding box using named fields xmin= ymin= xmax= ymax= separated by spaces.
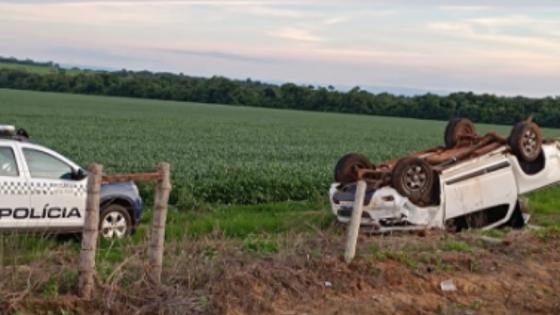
xmin=21 ymin=146 xmax=87 ymax=231
xmin=442 ymin=156 xmax=518 ymax=229
xmin=0 ymin=143 xmax=30 ymax=229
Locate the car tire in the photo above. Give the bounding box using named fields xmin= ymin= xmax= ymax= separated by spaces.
xmin=392 ymin=157 xmax=436 ymax=205
xmin=334 ymin=153 xmax=373 ymax=184
xmin=99 ymin=204 xmax=132 ymax=239
xmin=444 ymin=118 xmax=476 ymax=148
xmin=509 ymin=121 xmax=543 ymax=162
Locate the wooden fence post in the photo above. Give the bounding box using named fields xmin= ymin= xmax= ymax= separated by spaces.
xmin=344 ymin=180 xmax=367 ymax=264
xmin=78 ymin=164 xmax=103 ymax=299
xmin=148 ymin=162 xmax=172 ymax=286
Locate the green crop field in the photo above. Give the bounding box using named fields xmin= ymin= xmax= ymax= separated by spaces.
xmin=2 ymin=88 xmax=560 ymax=206
xmin=0 ymin=62 xmax=58 ymax=74
xmin=3 ymin=89 xmax=560 ymax=315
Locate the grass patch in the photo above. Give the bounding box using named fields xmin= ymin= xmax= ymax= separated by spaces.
xmin=528 ymin=187 xmax=560 ymax=215
xmin=480 ymin=228 xmax=507 ymax=239
xmin=1 ymin=201 xmax=332 ymax=266
xmin=166 ymin=200 xmax=333 ymax=239
xmin=527 ymin=187 xmax=560 ymax=228
xmin=368 ymin=244 xmax=388 ymax=261
xmin=0 ymin=233 xmax=79 ymax=266
xmin=243 ymin=234 xmax=279 ymax=254
xmin=443 ymin=240 xmax=473 ymax=253
xmin=533 ymin=226 xmax=560 ymax=241
xmin=419 ymin=253 xmax=452 ymax=272
xmin=385 ymin=250 xmax=417 ymax=269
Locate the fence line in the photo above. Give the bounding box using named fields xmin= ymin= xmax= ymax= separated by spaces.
xmin=78 ymin=163 xmax=103 ymax=299
xmin=148 ymin=162 xmax=172 ymax=285
xmin=78 ymin=162 xmax=172 ymax=299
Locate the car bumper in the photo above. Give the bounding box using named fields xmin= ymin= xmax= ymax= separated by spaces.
xmin=132 ymin=196 xmax=143 ymax=225
xmin=329 ymin=183 xmax=442 ymax=232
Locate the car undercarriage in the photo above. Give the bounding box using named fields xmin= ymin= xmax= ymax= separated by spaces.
xmin=330 ymin=118 xmax=551 ymax=232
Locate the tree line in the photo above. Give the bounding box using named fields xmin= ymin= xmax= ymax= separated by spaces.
xmin=1 ymin=57 xmax=559 ymax=127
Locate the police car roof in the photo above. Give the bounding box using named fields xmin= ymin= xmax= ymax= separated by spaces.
xmin=0 ymin=125 xmax=30 ymax=142
xmin=0 ymin=135 xmax=30 ymax=143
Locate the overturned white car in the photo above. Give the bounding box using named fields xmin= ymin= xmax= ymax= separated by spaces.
xmin=329 ymin=118 xmax=554 ymax=232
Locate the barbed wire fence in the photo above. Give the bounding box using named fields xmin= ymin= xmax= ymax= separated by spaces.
xmin=0 ymin=162 xmax=172 ymax=301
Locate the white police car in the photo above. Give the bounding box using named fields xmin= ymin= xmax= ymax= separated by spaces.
xmin=0 ymin=125 xmax=143 ymax=238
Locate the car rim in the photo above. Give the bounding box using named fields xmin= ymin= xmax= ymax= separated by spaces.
xmin=403 ymin=164 xmax=427 ymax=192
xmin=101 ymin=211 xmax=127 ymax=239
xmin=521 ymin=128 xmax=538 ymax=158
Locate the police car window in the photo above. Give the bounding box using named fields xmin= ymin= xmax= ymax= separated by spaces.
xmin=0 ymin=147 xmax=18 ymax=177
xmin=23 ymin=148 xmax=72 ymax=180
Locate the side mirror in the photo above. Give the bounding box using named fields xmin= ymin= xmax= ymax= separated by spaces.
xmin=71 ymin=168 xmax=87 ymax=180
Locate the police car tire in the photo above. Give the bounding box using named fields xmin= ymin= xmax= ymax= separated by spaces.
xmin=99 ymin=204 xmax=132 ymax=239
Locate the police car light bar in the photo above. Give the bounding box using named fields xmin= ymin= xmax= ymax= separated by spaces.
xmin=0 ymin=125 xmax=29 ymax=140
xmin=0 ymin=125 xmax=16 ymax=137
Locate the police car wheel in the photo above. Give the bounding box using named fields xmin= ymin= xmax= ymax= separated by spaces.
xmin=100 ymin=204 xmax=132 ymax=239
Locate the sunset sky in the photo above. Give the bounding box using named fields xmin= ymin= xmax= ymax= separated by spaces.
xmin=1 ymin=0 xmax=559 ymax=96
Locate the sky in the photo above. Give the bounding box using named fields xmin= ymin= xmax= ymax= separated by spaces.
xmin=0 ymin=0 xmax=559 ymax=97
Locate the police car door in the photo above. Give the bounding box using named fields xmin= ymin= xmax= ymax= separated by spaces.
xmin=21 ymin=146 xmax=87 ymax=231
xmin=0 ymin=143 xmax=29 ymax=229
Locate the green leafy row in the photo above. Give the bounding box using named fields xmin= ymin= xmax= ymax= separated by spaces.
xmin=2 ymin=89 xmax=559 ymax=206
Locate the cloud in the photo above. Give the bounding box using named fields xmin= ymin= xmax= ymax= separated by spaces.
xmin=439 ymin=5 xmax=493 ymax=11
xmin=427 ymin=17 xmax=560 ymax=51
xmin=0 ymin=0 xmax=269 ymax=4
xmin=322 ymin=16 xmax=349 ymax=25
xmin=469 ymin=15 xmax=560 ymax=38
xmin=427 ymin=22 xmax=472 ymax=34
xmin=469 ymin=15 xmax=533 ymax=27
xmin=243 ymin=5 xmax=306 ymax=18
xmin=269 ymin=27 xmax=324 ymax=42
xmin=155 ymin=48 xmax=280 ymax=64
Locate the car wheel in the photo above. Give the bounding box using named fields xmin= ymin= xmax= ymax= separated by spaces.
xmin=99 ymin=204 xmax=132 ymax=239
xmin=392 ymin=157 xmax=436 ymax=205
xmin=509 ymin=121 xmax=542 ymax=162
xmin=444 ymin=118 xmax=476 ymax=148
xmin=334 ymin=153 xmax=373 ymax=184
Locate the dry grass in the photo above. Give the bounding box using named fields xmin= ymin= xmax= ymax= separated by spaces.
xmin=1 ymin=227 xmax=560 ymax=315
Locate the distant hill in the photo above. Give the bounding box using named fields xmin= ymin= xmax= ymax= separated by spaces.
xmin=0 ymin=56 xmax=88 ymax=75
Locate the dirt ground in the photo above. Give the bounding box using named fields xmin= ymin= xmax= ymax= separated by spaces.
xmin=211 ymin=230 xmax=560 ymax=315
xmin=2 ymin=228 xmax=560 ymax=315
